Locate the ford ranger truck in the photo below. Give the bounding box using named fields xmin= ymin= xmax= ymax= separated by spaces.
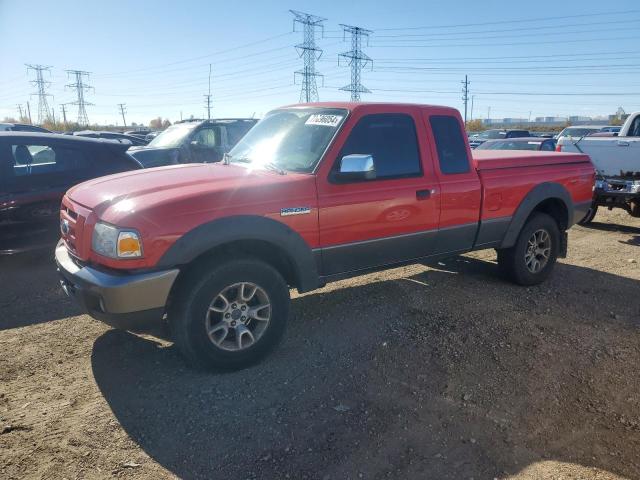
xmin=55 ymin=103 xmax=595 ymax=370
xmin=557 ymin=111 xmax=640 ymax=223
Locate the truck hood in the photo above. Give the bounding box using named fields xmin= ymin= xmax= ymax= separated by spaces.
xmin=66 ymin=163 xmax=312 ymax=221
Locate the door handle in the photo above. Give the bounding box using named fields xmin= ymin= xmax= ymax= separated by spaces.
xmin=416 ymin=189 xmax=432 ymax=200
xmin=618 ymin=141 xmax=630 ymax=147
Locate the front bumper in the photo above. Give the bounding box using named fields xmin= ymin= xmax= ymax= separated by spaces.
xmin=55 ymin=241 xmax=179 ymax=330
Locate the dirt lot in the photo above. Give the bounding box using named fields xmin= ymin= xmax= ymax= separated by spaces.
xmin=1 ymin=209 xmax=639 ymax=480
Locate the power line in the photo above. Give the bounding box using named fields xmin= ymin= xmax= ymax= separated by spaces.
xmin=290 ymin=10 xmax=326 ymax=103
xmin=339 ymin=24 xmax=373 ymax=101
xmin=25 ymin=64 xmax=53 ymax=125
xmin=374 ymin=9 xmax=640 ymax=31
xmin=66 ymin=70 xmax=93 ymax=126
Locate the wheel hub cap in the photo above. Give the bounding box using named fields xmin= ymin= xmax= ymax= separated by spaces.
xmin=524 ymin=229 xmax=551 ymax=274
xmin=206 ymin=282 xmax=271 ymax=351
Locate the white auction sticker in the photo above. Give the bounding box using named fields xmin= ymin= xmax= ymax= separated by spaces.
xmin=305 ymin=114 xmax=343 ymax=127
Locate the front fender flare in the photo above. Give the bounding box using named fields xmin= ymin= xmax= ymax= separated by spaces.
xmin=156 ymin=215 xmax=320 ymax=292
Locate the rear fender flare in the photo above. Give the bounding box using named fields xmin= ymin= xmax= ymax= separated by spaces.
xmin=156 ymin=215 xmax=320 ymax=292
xmin=500 ymin=182 xmax=573 ymax=249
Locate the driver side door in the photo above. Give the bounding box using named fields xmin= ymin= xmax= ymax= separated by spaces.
xmin=316 ymin=108 xmax=441 ymax=276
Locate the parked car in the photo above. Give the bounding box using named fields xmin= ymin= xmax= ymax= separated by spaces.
xmin=124 ymin=129 xmax=153 ymax=137
xmin=556 ymin=112 xmax=640 ymax=223
xmin=476 ymin=137 xmax=556 ymax=151
xmin=0 ymin=132 xmax=141 ymax=255
xmin=144 ymin=131 xmax=161 ymax=142
xmin=129 ymin=118 xmax=257 ymax=168
xmin=468 ymin=129 xmax=530 ymax=149
xmin=56 ymin=102 xmax=594 ymax=370
xmin=599 ymin=126 xmax=621 ymax=134
xmin=73 ymin=130 xmax=149 ymax=147
xmin=554 ymin=125 xmax=603 ymax=141
xmin=0 ymin=123 xmax=51 ymax=133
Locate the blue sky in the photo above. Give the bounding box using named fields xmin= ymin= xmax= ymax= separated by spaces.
xmin=1 ymin=0 xmax=639 ymax=126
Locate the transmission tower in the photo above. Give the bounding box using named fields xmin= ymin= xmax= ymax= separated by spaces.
xmin=60 ymin=103 xmax=69 ymax=129
xmin=461 ymin=75 xmax=470 ymax=124
xmin=290 ymin=10 xmax=326 ymax=103
xmin=26 ymin=64 xmax=54 ymax=125
xmin=17 ymin=104 xmax=25 ymax=122
xmin=339 ymin=25 xmax=373 ymax=101
xmin=204 ymin=63 xmax=213 ymax=119
xmin=66 ymin=70 xmax=94 ymax=126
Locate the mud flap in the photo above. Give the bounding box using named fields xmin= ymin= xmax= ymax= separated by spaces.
xmin=559 ymin=231 xmax=568 ymax=258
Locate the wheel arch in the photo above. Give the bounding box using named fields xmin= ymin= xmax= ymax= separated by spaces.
xmin=500 ymin=182 xmax=573 ymax=249
xmin=157 ymin=215 xmax=321 ymax=294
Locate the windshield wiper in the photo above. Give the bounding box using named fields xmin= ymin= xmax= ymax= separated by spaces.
xmin=263 ymin=161 xmax=286 ymax=175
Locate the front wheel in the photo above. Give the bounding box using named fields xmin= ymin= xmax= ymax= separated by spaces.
xmin=169 ymin=258 xmax=290 ymax=370
xmin=497 ymin=213 xmax=560 ymax=286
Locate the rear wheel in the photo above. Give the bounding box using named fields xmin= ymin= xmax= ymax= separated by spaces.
xmin=497 ymin=213 xmax=560 ymax=286
xmin=578 ymin=203 xmax=598 ymax=225
xmin=169 ymin=258 xmax=290 ymax=370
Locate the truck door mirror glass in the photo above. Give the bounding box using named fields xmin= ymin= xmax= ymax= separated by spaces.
xmin=335 ymin=154 xmax=376 ymax=181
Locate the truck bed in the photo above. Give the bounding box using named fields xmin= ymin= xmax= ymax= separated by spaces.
xmin=472 ymin=150 xmax=591 ymax=171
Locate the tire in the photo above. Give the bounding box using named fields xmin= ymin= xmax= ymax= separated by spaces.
xmin=169 ymin=258 xmax=290 ymax=371
xmin=577 ymin=203 xmax=598 ymax=225
xmin=497 ymin=212 xmax=560 ymax=286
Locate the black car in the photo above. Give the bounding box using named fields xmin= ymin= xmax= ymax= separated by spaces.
xmin=73 ymin=130 xmax=149 ymax=146
xmin=129 ymin=118 xmax=257 ymax=168
xmin=0 ymin=132 xmax=142 ymax=255
xmin=468 ymin=129 xmax=531 ymax=149
xmin=475 ymin=137 xmax=557 ymax=151
xmin=0 ymin=123 xmax=52 ymax=133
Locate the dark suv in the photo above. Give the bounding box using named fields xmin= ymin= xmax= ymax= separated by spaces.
xmin=468 ymin=129 xmax=530 ymax=149
xmin=0 ymin=132 xmax=141 ymax=255
xmin=129 ymin=118 xmax=257 ymax=168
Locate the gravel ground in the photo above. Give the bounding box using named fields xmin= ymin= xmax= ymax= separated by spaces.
xmin=1 ymin=208 xmax=639 ymax=480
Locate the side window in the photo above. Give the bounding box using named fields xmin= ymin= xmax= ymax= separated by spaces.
xmin=192 ymin=127 xmax=220 ymax=147
xmin=541 ymin=141 xmax=555 ymax=151
xmin=629 ymin=116 xmax=640 ymax=137
xmin=10 ymin=143 xmax=93 ymax=177
xmin=429 ymin=115 xmax=470 ymax=175
xmin=337 ymin=113 xmax=421 ymax=179
xmin=226 ymin=123 xmax=252 ymax=146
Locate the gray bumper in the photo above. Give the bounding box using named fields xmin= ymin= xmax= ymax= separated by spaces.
xmin=55 ymin=241 xmax=179 ymax=330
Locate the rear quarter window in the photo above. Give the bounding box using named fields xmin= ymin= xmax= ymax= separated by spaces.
xmin=429 ymin=115 xmax=470 ymax=175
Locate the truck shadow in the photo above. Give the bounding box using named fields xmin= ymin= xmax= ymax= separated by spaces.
xmin=91 ymin=257 xmax=640 ymax=480
xmin=0 ymin=252 xmax=81 ymax=330
xmin=584 ymin=220 xmax=640 ymax=235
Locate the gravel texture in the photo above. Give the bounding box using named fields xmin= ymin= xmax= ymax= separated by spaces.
xmin=0 ymin=208 xmax=639 ymax=480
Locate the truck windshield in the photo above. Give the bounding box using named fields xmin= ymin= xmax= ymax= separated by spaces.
xmin=147 ymin=123 xmax=198 ymax=148
xmin=228 ymin=107 xmax=348 ymax=172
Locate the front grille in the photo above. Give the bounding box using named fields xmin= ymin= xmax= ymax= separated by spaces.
xmin=60 ymin=199 xmax=89 ymax=259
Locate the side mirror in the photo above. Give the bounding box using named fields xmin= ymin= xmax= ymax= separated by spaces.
xmin=334 ymin=154 xmax=376 ymax=182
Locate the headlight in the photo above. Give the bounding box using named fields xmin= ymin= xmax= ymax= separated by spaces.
xmin=92 ymin=221 xmax=143 ymax=258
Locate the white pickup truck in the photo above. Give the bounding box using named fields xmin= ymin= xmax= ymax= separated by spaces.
xmin=557 ymin=112 xmax=640 ymax=223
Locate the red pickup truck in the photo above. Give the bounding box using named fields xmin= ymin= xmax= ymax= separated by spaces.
xmin=55 ymin=103 xmax=594 ymax=369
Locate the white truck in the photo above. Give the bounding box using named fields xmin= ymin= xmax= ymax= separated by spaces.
xmin=557 ymin=112 xmax=640 ymax=223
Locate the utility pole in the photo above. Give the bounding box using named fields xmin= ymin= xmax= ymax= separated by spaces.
xmin=51 ymin=108 xmax=56 ymax=125
xmin=339 ymin=24 xmax=373 ymax=101
xmin=290 ymin=10 xmax=325 ymax=103
xmin=118 ymin=103 xmax=127 ymax=128
xmin=17 ymin=104 xmax=25 ymax=122
xmin=26 ymin=64 xmax=53 ymax=125
xmin=461 ymin=75 xmax=470 ymax=125
xmin=60 ymin=103 xmax=68 ymax=129
xmin=487 ymin=106 xmax=491 ymax=124
xmin=26 ymin=102 xmax=32 ymax=124
xmin=204 ymin=63 xmax=213 ymax=120
xmin=65 ymin=70 xmax=93 ymax=126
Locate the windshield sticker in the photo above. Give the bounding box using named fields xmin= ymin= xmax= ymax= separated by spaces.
xmin=305 ymin=114 xmax=343 ymax=127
